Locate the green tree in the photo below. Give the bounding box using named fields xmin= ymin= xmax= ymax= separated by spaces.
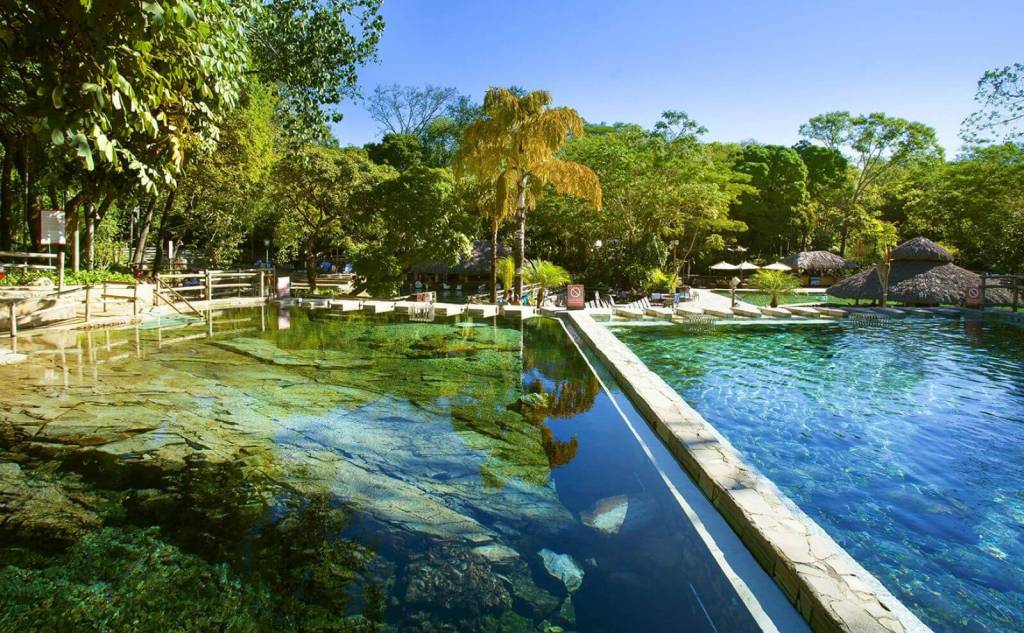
xmin=536 ymin=119 xmax=746 ymax=289
xmin=270 ymin=146 xmax=392 ymax=290
xmin=176 ymin=84 xmax=280 ymax=266
xmin=250 ymin=0 xmax=384 ymax=134
xmin=524 ymin=259 xmax=570 ymax=307
xmin=364 ymin=133 xmax=429 ymax=171
xmin=799 ymin=111 xmax=943 ymax=255
xmin=962 ymin=63 xmax=1024 ymax=144
xmin=496 ymin=256 xmax=515 ymax=300
xmin=455 ymin=89 xmax=602 ymax=301
xmin=793 ymin=141 xmax=851 ymax=250
xmin=730 ymin=144 xmax=810 ymax=257
xmin=902 ymin=143 xmax=1024 ymax=272
xmin=750 ymin=269 xmax=799 ymax=307
xmin=351 ymin=166 xmax=474 ymax=295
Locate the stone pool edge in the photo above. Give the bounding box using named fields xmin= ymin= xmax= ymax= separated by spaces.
xmin=564 ymin=310 xmax=931 ymax=633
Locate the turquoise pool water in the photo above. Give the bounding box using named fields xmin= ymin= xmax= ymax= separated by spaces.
xmin=0 ymin=308 xmax=779 ymax=631
xmin=613 ymin=317 xmax=1024 ymax=632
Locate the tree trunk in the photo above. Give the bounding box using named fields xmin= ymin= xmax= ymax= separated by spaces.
xmin=132 ymin=196 xmax=159 ymax=269
xmin=513 ymin=175 xmax=529 ymax=302
xmin=83 ymin=193 xmax=115 ymax=271
xmin=770 ymin=291 xmax=778 ymax=308
xmin=489 ymin=222 xmax=498 ymax=304
xmin=151 ymin=191 xmax=177 ymax=276
xmin=16 ymin=140 xmax=40 ymax=249
xmin=535 ymin=287 xmax=545 ymax=308
xmin=0 ymin=147 xmax=12 ymax=251
xmin=305 ymin=249 xmax=318 ymax=293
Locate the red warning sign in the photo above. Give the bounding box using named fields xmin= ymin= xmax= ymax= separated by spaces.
xmin=965 ymin=284 xmax=982 ymax=307
xmin=567 ymin=284 xmax=585 ymax=310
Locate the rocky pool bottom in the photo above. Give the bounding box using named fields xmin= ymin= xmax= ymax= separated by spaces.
xmin=0 ymin=309 xmax=761 ymax=632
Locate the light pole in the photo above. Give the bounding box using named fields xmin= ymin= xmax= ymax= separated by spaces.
xmin=729 ymin=276 xmax=740 ymax=307
xmin=263 ymin=238 xmax=270 ymax=268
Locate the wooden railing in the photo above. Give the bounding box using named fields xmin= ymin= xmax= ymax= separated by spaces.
xmin=155 ymin=269 xmax=270 ymax=303
xmin=0 ymin=250 xmax=65 ymax=290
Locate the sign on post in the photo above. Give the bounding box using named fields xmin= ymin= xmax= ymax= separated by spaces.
xmin=276 ymin=275 xmax=291 ymax=299
xmin=38 ymin=209 xmax=65 ymax=245
xmin=965 ymin=283 xmax=982 ymax=308
xmin=567 ymin=284 xmax=585 ymax=310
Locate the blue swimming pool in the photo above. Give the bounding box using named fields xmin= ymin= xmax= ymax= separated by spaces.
xmin=613 ymin=316 xmax=1024 ymax=632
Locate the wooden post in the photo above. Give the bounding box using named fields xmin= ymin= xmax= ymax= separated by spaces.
xmin=205 ymin=270 xmax=212 ymax=303
xmin=72 ymin=230 xmax=80 ymax=272
xmin=133 ymin=282 xmax=139 ymax=315
xmin=258 ymin=270 xmax=265 ymax=299
xmin=154 ymin=274 xmax=160 ymax=307
xmin=58 ymin=251 xmax=65 ymax=291
xmin=8 ymin=302 xmax=16 ymax=338
xmin=84 ymin=286 xmax=92 ymax=323
xmin=102 ymin=282 xmax=107 ymax=313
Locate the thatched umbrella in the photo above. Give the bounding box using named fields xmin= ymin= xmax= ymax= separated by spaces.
xmin=828 ymin=236 xmax=1010 ymax=305
xmin=782 ymin=250 xmax=853 ymax=274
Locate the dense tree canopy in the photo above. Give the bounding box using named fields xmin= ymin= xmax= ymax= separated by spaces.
xmin=730 ymin=144 xmax=809 ymax=258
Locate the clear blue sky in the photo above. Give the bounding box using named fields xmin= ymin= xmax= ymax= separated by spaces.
xmin=331 ymin=0 xmax=1023 ymax=154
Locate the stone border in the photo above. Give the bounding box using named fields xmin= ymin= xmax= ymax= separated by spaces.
xmin=565 ymin=311 xmax=931 ymax=633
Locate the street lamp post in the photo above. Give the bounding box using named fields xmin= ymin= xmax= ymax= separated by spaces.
xmin=729 ymin=276 xmax=741 ymax=307
xmin=263 ymin=238 xmax=271 ymax=268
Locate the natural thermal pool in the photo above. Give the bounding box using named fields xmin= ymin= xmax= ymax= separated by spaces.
xmin=613 ymin=316 xmax=1024 ymax=632
xmin=0 ymin=307 xmax=775 ymax=631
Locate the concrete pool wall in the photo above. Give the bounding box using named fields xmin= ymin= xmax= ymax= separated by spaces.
xmin=565 ymin=310 xmax=931 ymax=633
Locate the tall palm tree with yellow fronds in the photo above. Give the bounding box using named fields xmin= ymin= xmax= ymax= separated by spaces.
xmin=455 ymin=88 xmax=602 ymax=301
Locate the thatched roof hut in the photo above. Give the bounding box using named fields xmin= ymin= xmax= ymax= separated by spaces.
xmin=783 ymin=250 xmax=853 ymax=273
xmin=411 ymin=240 xmax=510 ymax=276
xmin=828 ymin=236 xmax=1010 ymax=305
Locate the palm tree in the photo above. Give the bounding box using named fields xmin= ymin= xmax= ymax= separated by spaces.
xmin=751 ymin=269 xmax=799 ymax=308
xmin=496 ymin=256 xmax=515 ymax=302
xmin=524 ymin=259 xmax=570 ymax=307
xmin=454 ymin=89 xmax=602 ymax=301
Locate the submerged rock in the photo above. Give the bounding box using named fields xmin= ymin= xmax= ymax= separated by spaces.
xmin=0 ymin=462 xmax=101 ymax=545
xmin=404 ymin=543 xmax=512 ymax=612
xmin=537 ymin=549 xmax=584 ymax=593
xmin=473 ymin=543 xmax=520 ymax=564
xmin=580 ymin=494 xmax=629 ymax=536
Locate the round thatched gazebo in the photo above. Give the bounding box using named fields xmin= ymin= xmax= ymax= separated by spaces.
xmin=782 ymin=250 xmax=853 ymax=286
xmin=827 ymin=236 xmax=1005 ymax=306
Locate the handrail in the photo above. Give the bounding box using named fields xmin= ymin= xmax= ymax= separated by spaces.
xmin=157 ymin=284 xmax=206 ymax=321
xmin=0 ymin=250 xmax=57 ymax=260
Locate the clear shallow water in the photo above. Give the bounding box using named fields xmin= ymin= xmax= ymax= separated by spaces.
xmin=613 ymin=317 xmax=1024 ymax=632
xmin=0 ymin=308 xmax=763 ymax=632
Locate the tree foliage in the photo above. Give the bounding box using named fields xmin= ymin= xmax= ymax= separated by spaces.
xmin=455 ymin=88 xmax=602 ymax=300
xmin=799 ymin=111 xmax=943 ymax=254
xmin=962 ymin=63 xmax=1024 ymax=144
xmin=730 ymin=144 xmax=809 ymax=257
xmin=351 ymin=165 xmax=474 ymax=295
xmin=269 ymin=146 xmax=392 ymax=289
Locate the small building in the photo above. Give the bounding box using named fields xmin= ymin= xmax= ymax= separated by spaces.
xmin=782 ymin=250 xmax=854 ymax=287
xmin=408 ymin=241 xmax=510 ymax=289
xmin=828 ymin=236 xmax=1009 ymax=306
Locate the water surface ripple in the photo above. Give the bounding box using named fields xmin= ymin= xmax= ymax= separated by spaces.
xmin=614 ymin=317 xmax=1024 ymax=632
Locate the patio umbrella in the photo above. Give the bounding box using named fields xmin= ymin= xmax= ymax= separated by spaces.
xmin=736 ymin=262 xmax=760 ymax=271
xmin=761 ymin=262 xmax=792 ymax=271
xmin=709 ymin=261 xmax=739 ymax=272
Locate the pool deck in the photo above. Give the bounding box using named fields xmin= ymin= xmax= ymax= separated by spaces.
xmin=565 ymin=309 xmax=931 ymax=633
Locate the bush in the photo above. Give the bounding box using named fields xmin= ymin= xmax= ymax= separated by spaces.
xmin=0 ymin=269 xmax=134 ymax=287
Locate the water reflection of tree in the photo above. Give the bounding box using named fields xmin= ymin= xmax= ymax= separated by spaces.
xmin=132 ymin=457 xmax=387 ymax=630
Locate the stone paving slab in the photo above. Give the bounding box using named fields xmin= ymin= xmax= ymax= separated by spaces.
xmin=760 ymin=307 xmax=792 ymax=318
xmin=566 ymin=311 xmax=931 ymax=633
